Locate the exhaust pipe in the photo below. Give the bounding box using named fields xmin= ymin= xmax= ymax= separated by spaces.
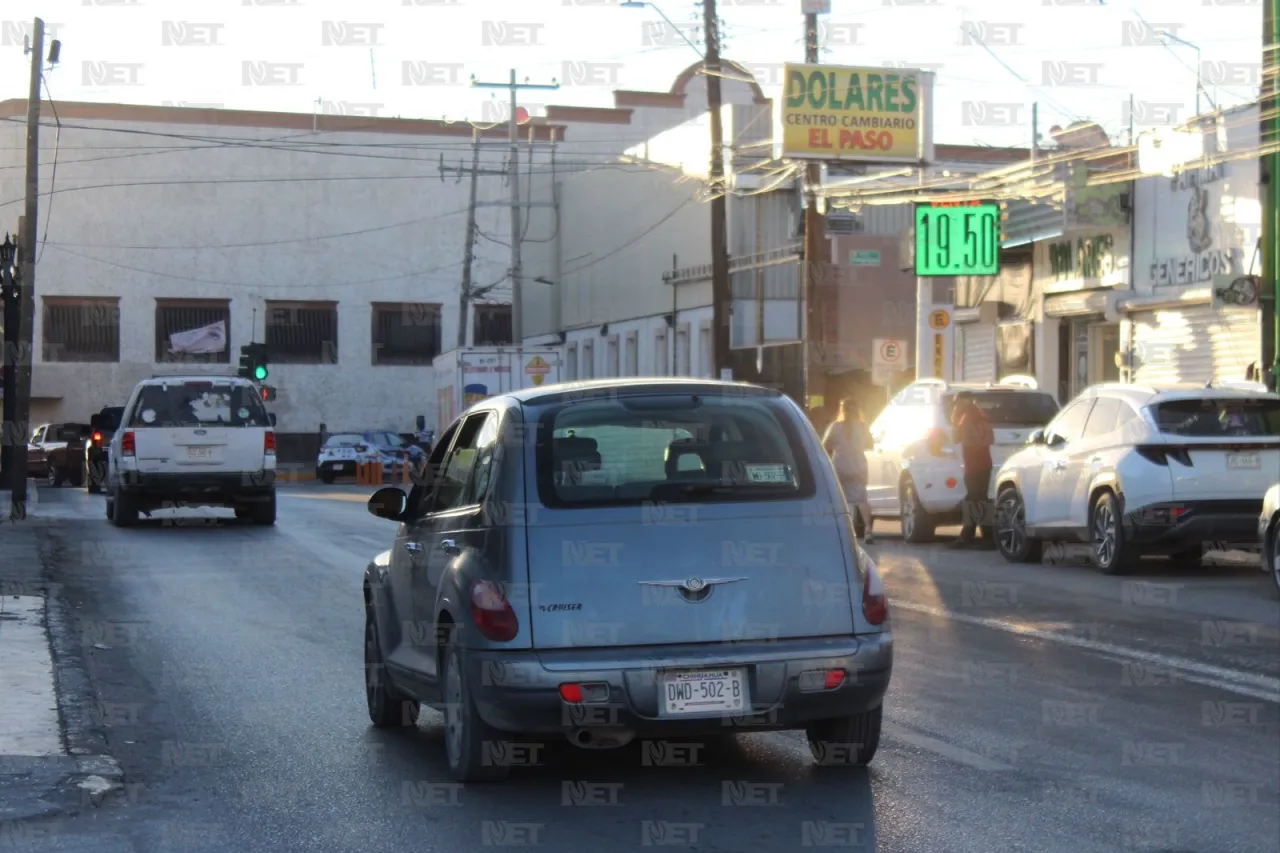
xmin=568 ymin=728 xmax=635 ymax=750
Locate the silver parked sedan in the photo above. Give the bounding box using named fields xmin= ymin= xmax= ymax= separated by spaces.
xmin=361 ymin=378 xmax=892 ymax=782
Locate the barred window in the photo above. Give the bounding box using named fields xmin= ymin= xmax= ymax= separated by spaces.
xmin=265 ymin=300 xmax=338 ymax=364
xmin=473 ymin=303 xmax=512 ymax=346
xmin=155 ymin=299 xmax=230 ymax=364
xmin=42 ymin=297 xmax=120 ymax=363
xmin=371 ymin=302 xmax=441 ymax=366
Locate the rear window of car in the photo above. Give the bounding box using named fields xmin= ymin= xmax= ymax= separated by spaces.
xmin=325 ymin=433 xmax=368 ymax=447
xmin=101 ymin=407 xmax=124 ymax=430
xmin=1151 ymin=398 xmax=1280 ymax=437
xmin=943 ymin=391 xmax=1060 ymax=426
xmin=534 ymin=393 xmax=814 ymax=507
xmin=129 ymin=382 xmax=270 ymax=428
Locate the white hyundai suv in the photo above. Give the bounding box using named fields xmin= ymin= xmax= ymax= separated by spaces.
xmin=106 ymin=375 xmax=278 ymax=526
xmin=864 ymin=378 xmax=1061 ymax=542
xmin=992 ymin=383 xmax=1280 ymax=573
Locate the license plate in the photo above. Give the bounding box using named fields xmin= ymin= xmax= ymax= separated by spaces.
xmin=1227 ymin=452 xmax=1260 ymax=470
xmin=187 ymin=446 xmax=213 ymax=460
xmin=661 ymin=669 xmax=747 ymax=716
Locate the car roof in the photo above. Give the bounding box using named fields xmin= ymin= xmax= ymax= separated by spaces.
xmin=138 ymin=375 xmax=255 ymax=386
xmin=1088 ymin=382 xmax=1280 ymax=405
xmin=508 ymin=377 xmax=782 ymax=406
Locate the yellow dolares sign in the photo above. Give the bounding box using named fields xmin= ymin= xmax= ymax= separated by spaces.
xmin=780 ymin=63 xmax=934 ymax=163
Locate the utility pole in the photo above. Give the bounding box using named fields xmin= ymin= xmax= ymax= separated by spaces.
xmin=12 ymin=19 xmax=44 ymax=519
xmin=704 ymin=0 xmax=732 ymax=380
xmin=471 ymin=71 xmax=559 ymax=348
xmin=1265 ymin=0 xmax=1280 ymax=391
xmin=458 ymin=131 xmax=481 ymax=349
xmin=1 ymin=228 xmax=18 ymax=490
xmin=801 ymin=9 xmax=828 ymax=409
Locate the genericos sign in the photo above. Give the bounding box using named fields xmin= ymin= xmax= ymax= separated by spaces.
xmin=779 ymin=63 xmax=935 ymax=163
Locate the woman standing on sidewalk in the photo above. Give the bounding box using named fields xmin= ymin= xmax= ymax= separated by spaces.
xmin=822 ymin=398 xmax=875 ymax=545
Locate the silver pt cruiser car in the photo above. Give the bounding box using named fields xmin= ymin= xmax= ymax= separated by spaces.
xmin=361 ymin=378 xmax=892 ymax=782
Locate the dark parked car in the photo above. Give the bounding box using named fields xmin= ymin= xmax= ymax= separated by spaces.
xmin=316 ymin=430 xmax=425 ymax=484
xmin=85 ymin=406 xmax=125 ymax=494
xmin=31 ymin=422 xmax=90 ymax=487
xmin=360 ymin=378 xmax=892 ymax=782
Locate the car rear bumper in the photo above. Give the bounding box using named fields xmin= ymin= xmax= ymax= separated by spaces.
xmin=1124 ymin=500 xmax=1264 ymax=550
xmin=462 ymin=633 xmax=893 ymax=736
xmin=118 ymin=470 xmax=275 ymax=501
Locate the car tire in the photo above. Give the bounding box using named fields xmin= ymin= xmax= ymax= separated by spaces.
xmin=1267 ymin=516 xmax=1280 ymax=597
xmin=86 ymin=471 xmax=101 ymax=495
xmin=1089 ymin=491 xmax=1135 ymax=575
xmin=994 ymin=485 xmax=1043 ymax=564
xmin=364 ymin=610 xmax=420 ymax=729
xmin=251 ymin=492 xmax=276 ymax=526
xmin=112 ymin=489 xmax=139 ymax=527
xmin=900 ymin=479 xmax=935 ymax=544
xmin=47 ymin=465 xmax=63 ymax=488
xmin=806 ymin=705 xmax=882 ymax=767
xmin=441 ymin=638 xmax=510 ymax=783
xmin=320 ymin=470 xmax=335 ymax=485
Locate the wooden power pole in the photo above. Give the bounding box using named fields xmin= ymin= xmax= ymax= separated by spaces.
xmin=703 ymin=0 xmax=732 ymax=380
xmin=457 ymin=131 xmax=482 ymax=349
xmin=801 ymin=10 xmax=829 ymax=410
xmin=11 ymin=19 xmax=44 ymax=519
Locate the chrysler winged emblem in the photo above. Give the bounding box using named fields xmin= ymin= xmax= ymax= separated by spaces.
xmin=638 ymin=576 xmax=746 ymax=599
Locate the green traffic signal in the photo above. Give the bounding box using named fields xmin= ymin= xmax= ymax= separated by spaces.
xmin=254 ymin=365 xmax=268 ymax=381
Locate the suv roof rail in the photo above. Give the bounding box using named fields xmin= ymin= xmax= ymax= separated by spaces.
xmin=996 ymin=374 xmax=1038 ymax=389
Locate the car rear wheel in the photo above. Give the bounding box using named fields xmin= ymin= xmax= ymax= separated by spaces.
xmin=112 ymin=489 xmax=139 ymax=527
xmin=441 ymin=639 xmax=510 ymax=782
xmin=250 ymin=493 xmax=276 ymax=526
xmin=1090 ymin=491 xmax=1135 ymax=575
xmin=900 ymin=480 xmax=935 ymax=544
xmin=1269 ymin=518 xmax=1280 ymax=596
xmin=320 ymin=470 xmax=335 ymax=484
xmin=994 ymin=486 xmax=1043 ymax=564
xmin=47 ymin=465 xmax=63 ymax=488
xmin=364 ymin=611 xmax=419 ymax=728
xmin=806 ymin=705 xmax=882 ymax=766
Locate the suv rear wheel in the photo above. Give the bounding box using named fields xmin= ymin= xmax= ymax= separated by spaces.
xmin=251 ymin=493 xmax=276 ymax=526
xmin=1090 ymin=491 xmax=1135 ymax=575
xmin=441 ymin=638 xmax=510 ymax=782
xmin=900 ymin=480 xmax=935 ymax=544
xmin=111 ymin=489 xmax=139 ymax=527
xmin=806 ymin=705 xmax=882 ymax=766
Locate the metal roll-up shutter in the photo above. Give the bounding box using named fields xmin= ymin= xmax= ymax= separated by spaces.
xmin=1128 ymin=304 xmax=1261 ymax=385
xmin=960 ymin=323 xmax=996 ymax=382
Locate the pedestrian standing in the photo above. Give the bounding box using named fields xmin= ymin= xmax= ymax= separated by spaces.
xmin=949 ymin=391 xmax=995 ymax=550
xmin=822 ymin=398 xmax=875 ymax=545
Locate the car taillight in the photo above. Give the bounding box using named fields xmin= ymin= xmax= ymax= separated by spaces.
xmin=861 ymin=554 xmax=888 ymax=626
xmin=92 ymin=432 xmax=103 ymax=445
xmin=470 ymin=580 xmax=519 ymax=642
xmin=264 ymin=431 xmax=276 ymax=455
xmin=121 ymin=431 xmax=135 ymax=457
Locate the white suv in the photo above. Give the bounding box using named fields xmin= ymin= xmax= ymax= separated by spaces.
xmin=992 ymin=383 xmax=1280 ymax=573
xmin=864 ymin=378 xmax=1061 ymax=542
xmin=106 ymin=375 xmax=278 ymax=526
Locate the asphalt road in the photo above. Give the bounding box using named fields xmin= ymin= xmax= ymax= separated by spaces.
xmin=9 ymin=483 xmax=1280 ymax=853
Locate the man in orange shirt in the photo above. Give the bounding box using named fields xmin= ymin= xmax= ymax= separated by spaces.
xmin=948 ymin=392 xmax=996 ymax=550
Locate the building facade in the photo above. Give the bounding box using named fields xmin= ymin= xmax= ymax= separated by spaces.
xmin=1125 ymin=106 xmax=1264 ymax=385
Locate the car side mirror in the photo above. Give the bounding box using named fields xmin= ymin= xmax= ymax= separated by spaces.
xmin=1028 ymin=429 xmax=1045 ymax=445
xmin=267 ymin=413 xmax=277 ymax=427
xmin=367 ymin=486 xmax=407 ymax=521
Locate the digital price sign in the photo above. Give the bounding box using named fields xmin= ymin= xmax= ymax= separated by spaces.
xmin=914 ymin=200 xmax=1000 ymax=277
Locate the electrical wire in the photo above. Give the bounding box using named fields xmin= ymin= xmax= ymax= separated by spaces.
xmin=561 ymin=196 xmax=696 ymax=277
xmin=34 ymin=73 xmax=61 ymax=267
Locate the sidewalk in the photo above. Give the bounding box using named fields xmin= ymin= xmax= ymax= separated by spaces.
xmin=0 ymin=488 xmax=124 ymax=826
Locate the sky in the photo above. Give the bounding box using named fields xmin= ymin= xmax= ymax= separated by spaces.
xmin=0 ymin=0 xmax=1265 ymax=150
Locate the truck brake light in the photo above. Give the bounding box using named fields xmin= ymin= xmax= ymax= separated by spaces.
xmin=121 ymin=432 xmax=136 ymax=457
xmin=264 ymin=431 xmax=276 ymax=455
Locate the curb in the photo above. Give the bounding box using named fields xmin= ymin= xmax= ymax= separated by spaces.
xmin=0 ymin=528 xmax=126 ymax=827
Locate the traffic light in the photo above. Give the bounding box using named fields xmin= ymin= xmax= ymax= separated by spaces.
xmin=237 ymin=343 xmax=268 ymax=381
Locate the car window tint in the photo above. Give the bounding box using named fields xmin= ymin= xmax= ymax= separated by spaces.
xmin=945 ymin=391 xmax=1060 ymax=426
xmin=405 ymin=420 xmax=461 ymax=518
xmin=129 ymin=382 xmax=269 ymax=427
xmin=1082 ymin=398 xmax=1121 ymax=437
xmin=433 ymin=413 xmax=491 ymax=513
xmin=1152 ymin=398 xmax=1280 ymax=437
xmin=462 ymin=413 xmax=501 ymax=507
xmin=535 ymin=394 xmax=813 ymax=508
xmin=1046 ymin=398 xmax=1094 ymax=444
